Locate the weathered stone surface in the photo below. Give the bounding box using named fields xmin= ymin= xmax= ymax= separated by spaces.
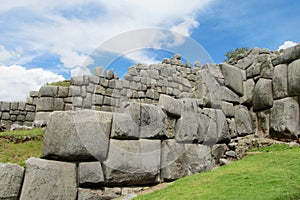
xmin=161 ymin=140 xmax=215 ymax=181
xmin=195 ymin=68 xmax=222 ymax=108
xmin=198 ymin=108 xmax=230 ymax=145
xmin=212 ymin=144 xmax=227 ymax=164
xmin=78 ymin=188 xmax=121 ymax=200
xmin=0 ymin=102 xmax=10 ymax=111
xmin=288 ymin=59 xmax=300 ymax=96
xmin=105 ymin=69 xmax=114 ymax=80
xmin=20 ymin=158 xmax=77 ymax=200
xmin=140 ymin=103 xmax=166 ymax=138
xmin=227 ymin=118 xmax=237 ymax=138
xmin=158 ymin=94 xmax=181 ymax=118
xmin=234 ymin=106 xmax=254 ymax=136
xmin=260 ymin=58 xmax=274 ymax=79
xmin=270 ymin=97 xmax=299 ymax=140
xmin=43 ymin=110 xmax=112 ymax=161
xmin=161 ymin=140 xmax=186 ymax=181
xmin=0 ymin=163 xmax=24 ymax=200
xmin=272 ymin=44 xmax=300 ymax=65
xmin=222 ymin=86 xmax=240 ymax=103
xmin=94 ymin=67 xmax=105 ymax=77
xmin=246 ymin=63 xmax=261 ymax=78
xmin=175 ymin=99 xmax=199 ymax=143
xmin=253 ymin=78 xmax=273 ymax=112
xmin=78 ymin=162 xmax=104 ymax=187
xmin=111 ymin=112 xmax=139 ymax=139
xmin=57 ymin=87 xmax=69 ymax=98
xmin=53 ymin=98 xmax=64 ymax=111
xmin=221 ymin=101 xmax=234 ymax=117
xmin=38 ymin=85 xmax=58 ymax=97
xmin=36 ymin=97 xmax=54 ymax=111
xmin=220 ymin=63 xmax=244 ymax=96
xmin=33 ymin=112 xmax=51 ymax=127
xmin=103 ymin=139 xmax=161 ymax=186
xmin=273 ymin=64 xmax=288 ymax=99
xmin=240 ymin=79 xmax=255 ymax=106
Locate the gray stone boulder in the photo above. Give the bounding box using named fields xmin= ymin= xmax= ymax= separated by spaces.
xmin=220 ymin=63 xmax=244 ymax=96
xmin=222 ymin=86 xmax=240 ymax=103
xmin=158 ymin=94 xmax=181 ymax=118
xmin=175 ymin=99 xmax=199 ymax=143
xmin=288 ymin=59 xmax=300 ymax=96
xmin=20 ymin=158 xmax=77 ymax=200
xmin=234 ymin=106 xmax=254 ymax=136
xmin=103 ymin=139 xmax=161 ymax=186
xmin=246 ymin=63 xmax=261 ymax=78
xmin=240 ymin=79 xmax=255 ymax=106
xmin=78 ymin=162 xmax=104 ymax=187
xmin=273 ymin=64 xmax=288 ymax=99
xmin=111 ymin=112 xmax=139 ymax=139
xmin=270 ymin=97 xmax=299 ymax=140
xmin=161 ymin=140 xmax=215 ymax=181
xmin=36 ymin=97 xmax=54 ymax=111
xmin=198 ymin=108 xmax=230 ymax=145
xmin=272 ymin=44 xmax=300 ymax=65
xmin=140 ymin=103 xmax=166 ymax=138
xmin=43 ymin=110 xmax=112 ymax=161
xmin=253 ymin=78 xmax=273 ymax=112
xmin=38 ymin=85 xmax=58 ymax=97
xmin=195 ymin=68 xmax=222 ymax=108
xmin=212 ymin=144 xmax=227 ymax=164
xmin=0 ymin=163 xmax=24 ymax=200
xmin=161 ymin=140 xmax=187 ymax=181
xmin=78 ymin=188 xmax=121 ymax=200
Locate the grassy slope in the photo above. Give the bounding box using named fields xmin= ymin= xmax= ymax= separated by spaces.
xmin=136 ymin=145 xmax=300 ymax=200
xmin=0 ymin=129 xmax=44 ymax=167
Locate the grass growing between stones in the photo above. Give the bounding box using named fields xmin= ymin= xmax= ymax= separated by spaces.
xmin=136 ymin=145 xmax=300 ymax=200
xmin=0 ymin=129 xmax=44 ymax=167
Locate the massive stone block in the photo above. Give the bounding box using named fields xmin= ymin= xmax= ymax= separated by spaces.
xmin=140 ymin=103 xmax=166 ymax=138
xmin=273 ymin=64 xmax=288 ymax=99
xmin=0 ymin=163 xmax=24 ymax=200
xmin=158 ymin=94 xmax=181 ymax=118
xmin=161 ymin=140 xmax=215 ymax=181
xmin=234 ymin=106 xmax=254 ymax=136
xmin=38 ymin=85 xmax=58 ymax=97
xmin=198 ymin=108 xmax=230 ymax=145
xmin=220 ymin=63 xmax=244 ymax=96
xmin=288 ymin=59 xmax=300 ymax=96
xmin=20 ymin=158 xmax=77 ymax=200
xmin=78 ymin=162 xmax=104 ymax=187
xmin=272 ymin=44 xmax=300 ymax=65
xmin=111 ymin=112 xmax=140 ymax=139
xmin=270 ymin=97 xmax=299 ymax=140
xmin=103 ymin=139 xmax=161 ymax=186
xmin=253 ymin=78 xmax=273 ymax=112
xmin=36 ymin=97 xmax=54 ymax=111
xmin=43 ymin=110 xmax=112 ymax=161
xmin=175 ymin=99 xmax=199 ymax=143
xmin=240 ymin=79 xmax=255 ymax=106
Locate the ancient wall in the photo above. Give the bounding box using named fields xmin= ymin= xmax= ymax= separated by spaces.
xmin=0 ymin=44 xmax=299 ymax=199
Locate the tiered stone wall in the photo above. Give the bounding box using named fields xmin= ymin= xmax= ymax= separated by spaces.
xmin=0 ymin=44 xmax=299 ymax=199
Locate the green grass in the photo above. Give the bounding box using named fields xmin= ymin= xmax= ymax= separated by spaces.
xmin=0 ymin=129 xmax=44 ymax=166
xmin=48 ymin=80 xmax=71 ymax=87
xmin=136 ymin=144 xmax=300 ymax=200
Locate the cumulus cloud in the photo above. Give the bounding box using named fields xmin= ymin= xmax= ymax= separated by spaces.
xmin=278 ymin=41 xmax=298 ymax=51
xmin=0 ymin=65 xmax=64 ymax=101
xmin=0 ymin=0 xmax=213 ymax=68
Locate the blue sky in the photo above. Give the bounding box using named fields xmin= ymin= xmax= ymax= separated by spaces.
xmin=0 ymin=0 xmax=299 ymax=101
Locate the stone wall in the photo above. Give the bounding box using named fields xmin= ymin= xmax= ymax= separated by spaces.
xmin=0 ymin=44 xmax=299 ymax=199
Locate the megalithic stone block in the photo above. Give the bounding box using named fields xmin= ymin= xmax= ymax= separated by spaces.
xmin=43 ymin=110 xmax=112 ymax=161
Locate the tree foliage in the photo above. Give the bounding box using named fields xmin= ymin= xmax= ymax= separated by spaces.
xmin=225 ymin=47 xmax=250 ymax=62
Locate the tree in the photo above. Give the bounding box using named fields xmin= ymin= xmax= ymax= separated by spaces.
xmin=224 ymin=47 xmax=250 ymax=62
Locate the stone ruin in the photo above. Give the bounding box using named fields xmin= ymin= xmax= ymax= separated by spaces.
xmin=0 ymin=44 xmax=299 ymax=199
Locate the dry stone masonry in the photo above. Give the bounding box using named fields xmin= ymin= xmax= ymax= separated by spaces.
xmin=0 ymin=44 xmax=299 ymax=199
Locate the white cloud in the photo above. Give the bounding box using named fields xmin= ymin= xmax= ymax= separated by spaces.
xmin=0 ymin=0 xmax=213 ymax=68
xmin=0 ymin=65 xmax=64 ymax=101
xmin=278 ymin=41 xmax=298 ymax=51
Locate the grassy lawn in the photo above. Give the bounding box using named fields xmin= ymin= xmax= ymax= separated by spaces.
xmin=0 ymin=129 xmax=44 ymax=167
xmin=136 ymin=145 xmax=300 ymax=200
